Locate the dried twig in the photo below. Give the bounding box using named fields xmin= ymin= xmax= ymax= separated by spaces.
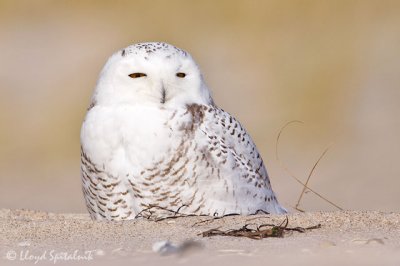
xmin=192 ymin=209 xmax=269 ymax=227
xmin=275 ymin=121 xmax=343 ymax=211
xmin=135 ymin=204 xmax=202 ymax=221
xmin=276 ymin=120 xmax=304 ymax=162
xmin=294 ymin=144 xmax=336 ymax=211
xmin=200 ymin=217 xmax=321 ymax=239
xmin=192 ymin=213 xmax=240 ymax=226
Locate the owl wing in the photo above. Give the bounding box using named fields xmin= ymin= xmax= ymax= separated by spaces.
xmin=190 ymin=104 xmax=286 ymax=214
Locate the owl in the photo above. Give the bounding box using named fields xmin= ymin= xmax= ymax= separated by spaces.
xmin=80 ymin=42 xmax=286 ymax=220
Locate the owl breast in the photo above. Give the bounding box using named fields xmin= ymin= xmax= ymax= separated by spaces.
xmin=81 ymin=104 xmax=205 ymax=219
xmin=81 ymin=105 xmax=188 ymax=177
xmin=81 ymin=103 xmax=285 ymax=220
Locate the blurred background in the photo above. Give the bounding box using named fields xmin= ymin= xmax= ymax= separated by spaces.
xmin=0 ymin=0 xmax=399 ymax=213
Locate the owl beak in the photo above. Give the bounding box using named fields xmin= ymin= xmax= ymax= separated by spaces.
xmin=160 ymin=86 xmax=166 ymax=104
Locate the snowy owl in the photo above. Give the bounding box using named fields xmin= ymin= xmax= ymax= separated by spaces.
xmin=81 ymin=42 xmax=286 ymax=220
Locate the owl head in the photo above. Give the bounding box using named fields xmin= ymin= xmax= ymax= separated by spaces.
xmin=91 ymin=42 xmax=214 ymax=108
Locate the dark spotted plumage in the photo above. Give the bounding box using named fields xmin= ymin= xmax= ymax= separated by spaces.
xmin=81 ymin=104 xmax=286 ymax=220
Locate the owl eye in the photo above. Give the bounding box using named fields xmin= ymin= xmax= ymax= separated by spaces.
xmin=176 ymin=72 xmax=186 ymax=78
xmin=129 ymin=73 xmax=147 ymax=78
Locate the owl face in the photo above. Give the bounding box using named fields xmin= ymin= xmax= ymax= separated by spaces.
xmin=92 ymin=42 xmax=213 ymax=108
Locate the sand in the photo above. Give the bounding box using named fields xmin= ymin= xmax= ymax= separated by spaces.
xmin=1 ymin=209 xmax=400 ymax=265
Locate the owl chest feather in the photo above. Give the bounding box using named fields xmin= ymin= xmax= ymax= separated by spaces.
xmin=81 ymin=103 xmax=287 ymax=218
xmin=81 ymin=105 xmax=195 ymax=177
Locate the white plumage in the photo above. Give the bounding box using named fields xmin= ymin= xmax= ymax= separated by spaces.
xmin=81 ymin=42 xmax=286 ymax=220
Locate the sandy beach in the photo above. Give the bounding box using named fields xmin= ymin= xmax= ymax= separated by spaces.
xmin=1 ymin=209 xmax=399 ymax=265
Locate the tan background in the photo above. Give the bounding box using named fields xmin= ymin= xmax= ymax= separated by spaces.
xmin=0 ymin=0 xmax=399 ymax=213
